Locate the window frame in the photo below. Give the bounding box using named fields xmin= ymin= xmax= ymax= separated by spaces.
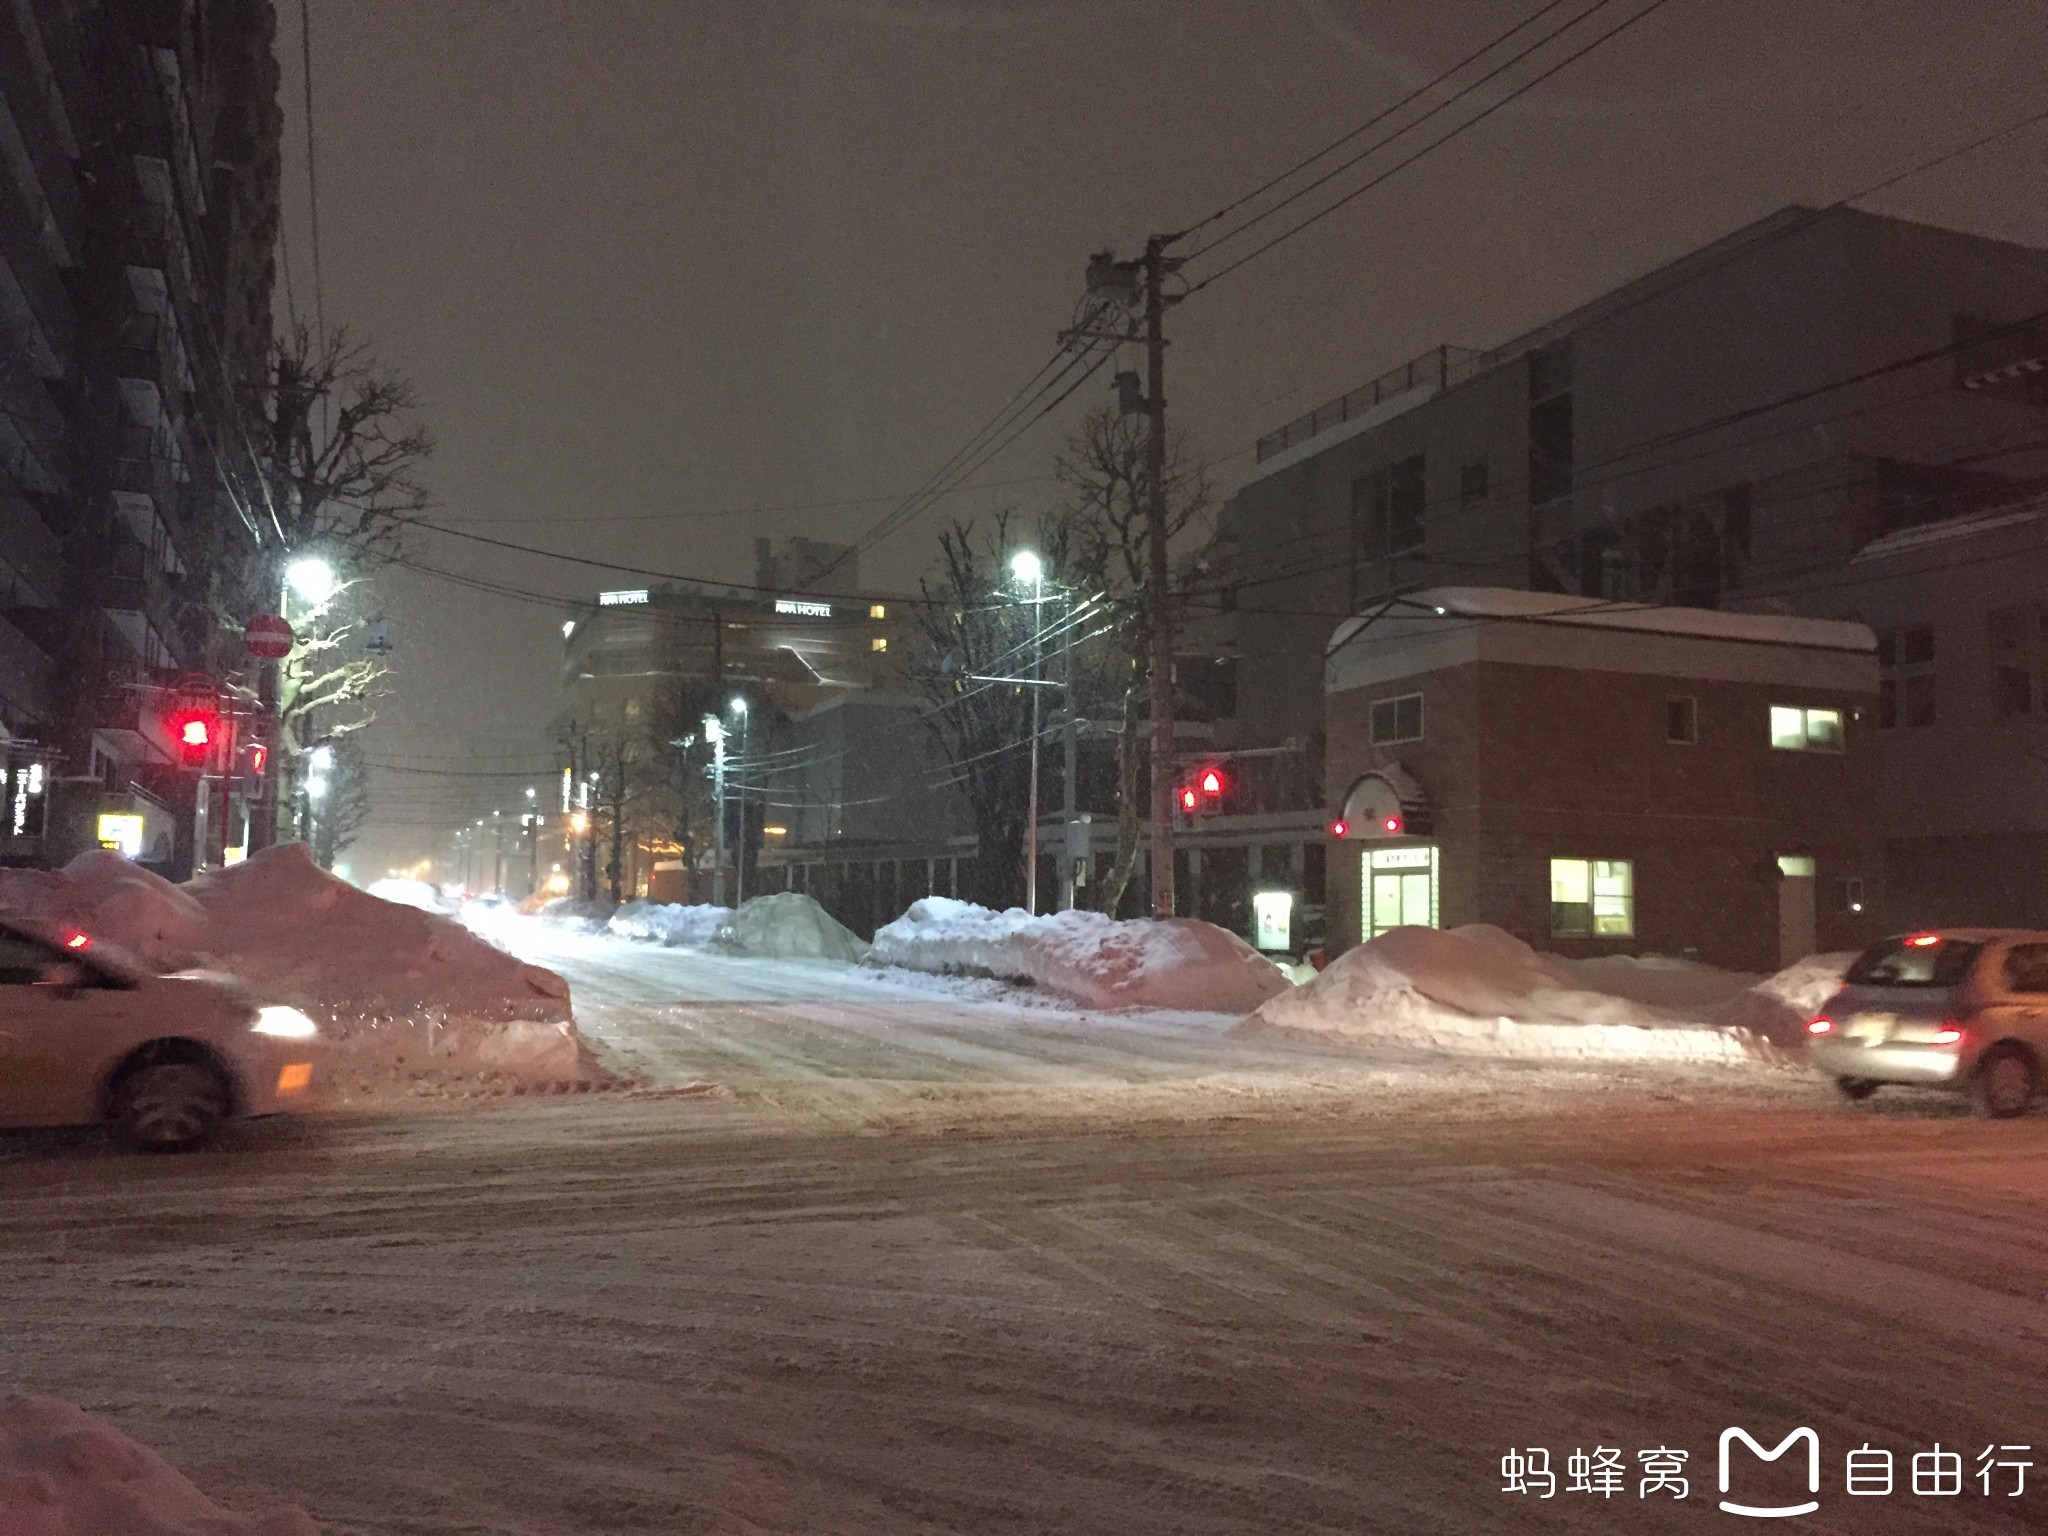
xmin=1769 ymin=705 xmax=1844 ymax=754
xmin=1549 ymin=856 xmax=1634 ymax=939
xmin=1666 ymin=695 xmax=1697 ymax=745
xmin=1369 ymin=691 xmax=1424 ymax=746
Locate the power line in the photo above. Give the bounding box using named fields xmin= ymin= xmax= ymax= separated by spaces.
xmin=1182 ymin=0 xmax=1679 ymax=298
xmin=1182 ymin=0 xmax=1617 ymax=261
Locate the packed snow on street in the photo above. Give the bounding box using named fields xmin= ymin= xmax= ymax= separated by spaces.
xmin=10 ymin=886 xmax=2045 ymax=1535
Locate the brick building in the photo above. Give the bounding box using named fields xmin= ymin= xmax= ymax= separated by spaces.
xmin=1325 ymin=588 xmax=1884 ymax=972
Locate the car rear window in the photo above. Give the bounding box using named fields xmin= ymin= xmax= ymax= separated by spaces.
xmin=1845 ymin=936 xmax=1983 ymax=988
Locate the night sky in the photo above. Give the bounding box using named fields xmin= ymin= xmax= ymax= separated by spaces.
xmin=276 ymin=0 xmax=2048 ymax=877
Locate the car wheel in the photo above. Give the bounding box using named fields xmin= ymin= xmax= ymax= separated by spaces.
xmin=112 ymin=1062 xmax=229 ymax=1152
xmin=1971 ymin=1045 xmax=2038 ymax=1121
xmin=1833 ymin=1076 xmax=1879 ymax=1102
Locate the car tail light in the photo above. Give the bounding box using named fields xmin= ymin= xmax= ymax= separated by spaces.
xmin=63 ymin=930 xmax=90 ymax=951
xmin=1931 ymin=1024 xmax=1964 ymax=1045
xmin=1806 ymin=1016 xmax=1833 ymax=1035
xmin=1906 ymin=933 xmax=1940 ymax=948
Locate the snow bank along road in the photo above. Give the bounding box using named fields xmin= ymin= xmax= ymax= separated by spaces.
xmin=4 ymin=929 xmax=2047 ymax=1534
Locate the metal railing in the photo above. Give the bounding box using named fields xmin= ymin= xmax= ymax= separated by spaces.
xmin=1255 ymin=344 xmax=1484 ymax=463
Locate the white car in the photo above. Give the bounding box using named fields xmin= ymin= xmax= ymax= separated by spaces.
xmin=0 ymin=915 xmax=319 ymax=1151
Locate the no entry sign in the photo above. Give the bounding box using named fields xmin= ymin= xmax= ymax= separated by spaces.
xmin=243 ymin=613 xmax=294 ymax=660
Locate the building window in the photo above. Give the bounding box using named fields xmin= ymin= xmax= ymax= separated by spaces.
xmin=1666 ymin=696 xmax=1697 ymax=744
xmin=1988 ymin=605 xmax=2039 ymax=722
xmin=1551 ymin=858 xmax=1633 ymax=938
xmin=1352 ymin=454 xmax=1427 ymax=564
xmin=868 ymin=603 xmax=887 ymax=620
xmin=1769 ymin=705 xmax=1843 ymax=752
xmin=1876 ymin=626 xmax=1935 ymax=728
xmin=870 ymin=635 xmax=887 ymax=653
xmin=1369 ymin=692 xmax=1423 ymax=745
xmin=1528 ymin=340 xmax=1573 ymax=505
xmin=1459 ymin=457 xmax=1488 ymax=506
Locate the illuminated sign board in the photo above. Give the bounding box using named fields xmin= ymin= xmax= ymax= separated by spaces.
xmin=1369 ymin=846 xmax=1432 ymax=870
xmin=1252 ymin=891 xmax=1294 ymax=952
xmin=97 ymin=813 xmax=145 ymax=859
xmin=598 ymin=588 xmax=649 ymax=606
xmin=774 ymin=599 xmax=833 ymax=617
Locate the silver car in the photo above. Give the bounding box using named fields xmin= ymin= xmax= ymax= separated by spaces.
xmin=0 ymin=915 xmax=319 ymax=1150
xmin=1808 ymin=929 xmax=2046 ymax=1118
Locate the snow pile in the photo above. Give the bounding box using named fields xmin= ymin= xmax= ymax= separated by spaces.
xmin=873 ymin=897 xmax=1293 ymax=1013
xmin=1712 ymin=951 xmax=1857 ymax=1046
xmin=0 ymin=845 xmax=601 ymax=1096
xmin=609 ymin=900 xmax=730 ymax=947
xmin=534 ymin=898 xmax=616 ymax=932
xmin=715 ymin=892 xmax=870 ymax=963
xmin=364 ymin=877 xmax=456 ymax=914
xmin=1244 ymin=924 xmax=1753 ymax=1063
xmin=0 ymin=1394 xmax=316 ymax=1534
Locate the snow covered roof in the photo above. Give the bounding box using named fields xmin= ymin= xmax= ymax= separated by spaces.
xmin=1851 ymin=503 xmax=2047 ymax=564
xmin=1330 ymin=588 xmax=1876 ymax=656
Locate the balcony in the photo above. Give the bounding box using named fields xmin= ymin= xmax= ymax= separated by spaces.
xmin=114 ymin=309 xmax=189 ymax=406
xmin=0 ymin=173 xmax=74 ymax=375
xmin=0 ymin=468 xmax=63 ymax=607
xmin=0 ymin=608 xmax=55 ymax=730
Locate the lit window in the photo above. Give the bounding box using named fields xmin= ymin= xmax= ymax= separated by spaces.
xmin=870 ymin=636 xmax=887 ymax=653
xmin=1551 ymin=858 xmax=1633 ymax=937
xmin=868 ymin=603 xmax=886 ymax=620
xmin=1769 ymin=705 xmax=1842 ymax=752
xmin=1369 ymin=692 xmax=1423 ymax=744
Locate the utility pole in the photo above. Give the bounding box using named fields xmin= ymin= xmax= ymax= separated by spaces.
xmin=707 ymin=714 xmax=727 ymax=906
xmin=1059 ymin=584 xmax=1079 ymax=911
xmin=1141 ymin=235 xmax=1177 ymax=919
xmin=1076 ymin=236 xmax=1181 ymax=917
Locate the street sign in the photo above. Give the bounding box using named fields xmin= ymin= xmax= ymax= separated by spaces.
xmin=243 ymin=613 xmax=294 ymax=659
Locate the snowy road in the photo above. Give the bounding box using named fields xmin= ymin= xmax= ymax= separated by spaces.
xmin=5 ymin=930 xmax=2048 ymax=1534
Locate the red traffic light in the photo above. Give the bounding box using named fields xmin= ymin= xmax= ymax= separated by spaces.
xmin=245 ymin=742 xmax=269 ymax=777
xmin=1199 ymin=768 xmax=1223 ymax=796
xmin=1178 ymin=786 xmax=1198 ymax=813
xmin=1330 ymin=819 xmax=1348 ymax=838
xmin=169 ymin=709 xmax=216 ymax=767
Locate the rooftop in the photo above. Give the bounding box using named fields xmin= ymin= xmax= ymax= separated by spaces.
xmin=1330 ymin=587 xmax=1878 ymax=656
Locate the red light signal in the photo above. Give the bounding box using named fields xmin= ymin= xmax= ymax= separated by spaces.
xmin=245 ymin=742 xmax=269 ymax=777
xmin=1330 ymin=819 xmax=1348 ymax=838
xmin=1382 ymin=814 xmax=1403 ymax=835
xmin=1199 ymin=768 xmax=1223 ymax=796
xmin=171 ymin=709 xmax=216 ymax=768
xmin=1178 ymin=786 xmax=1198 ymax=813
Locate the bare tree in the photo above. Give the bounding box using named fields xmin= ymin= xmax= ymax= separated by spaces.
xmin=239 ymin=322 xmax=434 ymax=841
xmin=310 ymin=739 xmax=372 ymax=870
xmin=911 ymin=514 xmax=1048 ymax=910
xmin=1053 ymin=405 xmax=1211 ymax=916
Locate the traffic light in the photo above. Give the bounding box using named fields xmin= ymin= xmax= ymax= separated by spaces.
xmin=242 ymin=741 xmax=270 ymax=801
xmin=1198 ymin=767 xmax=1224 ymax=798
xmin=172 ymin=710 xmax=215 ymax=768
xmin=245 ymin=742 xmax=269 ymax=778
xmin=1177 ymin=785 xmax=1198 ymax=814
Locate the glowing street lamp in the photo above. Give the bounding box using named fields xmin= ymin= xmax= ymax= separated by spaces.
xmin=1009 ymin=549 xmax=1042 ymax=585
xmin=286 ymin=556 xmax=337 ymax=608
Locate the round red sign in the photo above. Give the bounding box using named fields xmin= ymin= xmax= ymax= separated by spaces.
xmin=243 ymin=613 xmax=295 ymax=660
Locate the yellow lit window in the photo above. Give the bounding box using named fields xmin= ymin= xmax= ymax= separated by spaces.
xmin=868 ymin=603 xmax=887 ymax=620
xmin=870 ymin=636 xmax=887 ymax=653
xmin=1550 ymin=857 xmax=1633 ymax=937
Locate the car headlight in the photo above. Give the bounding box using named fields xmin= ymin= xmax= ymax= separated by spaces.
xmin=253 ymin=1005 xmax=319 ymax=1040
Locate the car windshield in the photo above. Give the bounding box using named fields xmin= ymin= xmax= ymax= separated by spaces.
xmin=1845 ymin=936 xmax=1983 ymax=988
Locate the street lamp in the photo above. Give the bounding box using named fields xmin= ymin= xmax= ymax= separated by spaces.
xmin=1013 ymin=551 xmax=1046 ymax=913
xmin=286 ymin=556 xmax=337 ymax=608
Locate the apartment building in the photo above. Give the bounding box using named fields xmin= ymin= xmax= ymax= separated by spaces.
xmin=0 ymin=0 xmax=281 ymax=870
